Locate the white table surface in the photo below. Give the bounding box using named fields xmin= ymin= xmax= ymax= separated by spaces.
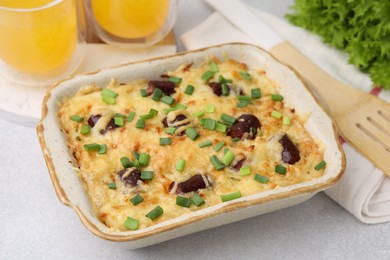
xmin=1 ymin=0 xmax=389 ymax=259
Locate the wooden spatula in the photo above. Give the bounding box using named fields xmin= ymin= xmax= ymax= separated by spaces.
xmin=205 ymin=0 xmax=390 ymax=177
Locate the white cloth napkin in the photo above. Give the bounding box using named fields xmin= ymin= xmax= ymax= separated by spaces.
xmin=181 ymin=7 xmax=390 ymax=224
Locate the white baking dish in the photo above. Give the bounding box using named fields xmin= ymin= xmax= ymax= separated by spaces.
xmin=37 ymin=43 xmax=345 ymax=248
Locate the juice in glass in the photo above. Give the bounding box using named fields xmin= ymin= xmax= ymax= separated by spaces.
xmin=0 ymin=0 xmax=78 ymax=74
xmin=91 ymin=0 xmax=170 ymax=39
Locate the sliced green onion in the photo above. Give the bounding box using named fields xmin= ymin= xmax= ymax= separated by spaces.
xmin=238 ymin=95 xmax=251 ymax=101
xmin=176 ymin=158 xmax=186 ymax=172
xmin=237 ymin=101 xmax=249 ymax=108
xmin=232 ymin=137 xmax=241 ymax=142
xmin=175 ymin=103 xmax=187 ymax=110
xmin=271 ymin=110 xmax=282 ymax=119
xmin=220 ymin=191 xmax=241 ymax=202
xmin=201 ymin=71 xmax=215 ymax=82
xmin=214 ymin=141 xmax=225 ymax=152
xmin=205 ymin=104 xmax=215 ymax=113
xmin=193 ymin=111 xmax=205 ymax=118
xmin=130 ymin=194 xmax=143 ymax=206
xmin=139 ymin=152 xmax=150 ymax=166
xmin=204 ymin=118 xmax=217 ymax=130
xmin=185 ymin=85 xmax=195 ymax=95
xmin=221 ymin=113 xmax=236 ymax=125
xmin=81 ymin=125 xmax=91 ymax=135
xmin=98 ymin=144 xmax=107 ymax=154
xmin=165 ymin=127 xmax=177 ymax=134
xmin=127 ymin=112 xmax=136 ymax=122
xmin=141 ymin=170 xmax=154 ymax=180
xmin=215 ymin=122 xmax=227 ymax=133
xmin=224 ymin=148 xmax=229 ymax=154
xmin=124 ymin=217 xmax=139 ymax=231
xmin=149 ymin=108 xmax=158 ymax=117
xmin=115 ymin=113 xmax=124 ymax=117
xmin=140 ymin=113 xmax=154 ymax=120
xmin=210 ymin=155 xmax=225 ymax=170
xmin=152 ymin=88 xmax=163 ymax=101
xmin=159 ymin=137 xmax=172 ymax=146
xmin=271 ymin=94 xmax=283 ymax=101
xmin=185 ymin=127 xmax=199 ymax=140
xmin=161 ymin=95 xmax=175 ymax=105
xmin=314 ymin=160 xmax=326 ymax=171
xmin=222 ymin=83 xmax=229 ymax=96
xmin=219 ymin=75 xmax=233 ymax=84
xmin=283 ymin=116 xmax=292 ymax=126
xmin=133 ymin=150 xmax=140 ymax=159
xmin=176 ymin=196 xmax=192 ymax=208
xmin=240 ymin=165 xmax=251 ymax=176
xmin=251 ymin=88 xmax=261 ymax=99
xmin=199 ymin=118 xmax=207 ymax=126
xmin=254 ymin=174 xmax=269 ymax=184
xmin=146 ymin=206 xmax=163 ymax=221
xmin=163 ymin=106 xmax=178 ymax=114
xmin=120 ymin=157 xmax=132 ymax=168
xmin=102 ymin=95 xmax=116 ymax=105
xmin=114 ymin=116 xmax=124 ymax=126
xmin=210 ymin=61 xmax=219 ymax=72
xmin=102 ymin=88 xmax=118 ymax=98
xmin=191 ymin=194 xmax=205 ymax=206
xmin=83 ymin=143 xmax=100 ymax=151
xmin=198 ymin=140 xmax=213 ymax=148
xmin=222 ymin=150 xmax=235 ymax=166
xmin=275 ymin=164 xmax=287 ymax=175
xmin=240 ymin=71 xmax=251 ymax=81
xmin=140 ymin=89 xmax=148 ymax=97
xmin=107 ymin=182 xmax=116 ymax=189
xmin=169 ymin=76 xmax=182 ymax=84
xmin=132 ymin=158 xmax=140 ymax=168
xmin=135 ymin=118 xmax=145 ymax=129
xmin=71 ymin=115 xmax=83 ymax=122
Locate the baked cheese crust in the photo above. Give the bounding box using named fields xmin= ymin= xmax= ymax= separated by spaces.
xmin=58 ymin=58 xmax=325 ymax=231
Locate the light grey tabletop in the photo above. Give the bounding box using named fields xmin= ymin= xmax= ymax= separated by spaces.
xmin=1 ymin=1 xmax=389 ymax=259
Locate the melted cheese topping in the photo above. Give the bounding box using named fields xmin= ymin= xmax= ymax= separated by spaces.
xmin=58 ymin=58 xmax=325 ymax=231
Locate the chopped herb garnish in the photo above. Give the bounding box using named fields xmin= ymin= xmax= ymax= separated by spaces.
xmin=204 ymin=118 xmax=217 ymax=130
xmin=124 ymin=217 xmax=139 ymax=231
xmin=71 ymin=115 xmax=83 ymax=122
xmin=140 ymin=113 xmax=154 ymax=120
xmin=98 ymin=144 xmax=107 ymax=154
xmin=140 ymin=89 xmax=148 ymax=97
xmin=240 ymin=71 xmax=251 ymax=81
xmin=214 ymin=141 xmax=225 ymax=152
xmin=81 ymin=125 xmax=90 ymax=135
xmin=237 ymin=101 xmax=249 ymax=108
xmin=221 ymin=83 xmax=229 ymax=96
xmin=165 ymin=127 xmax=177 ymax=134
xmin=193 ymin=111 xmax=205 ymax=118
xmin=146 ymin=206 xmax=163 ymax=221
xmin=240 ymin=166 xmax=251 ymax=176
xmin=83 ymin=143 xmax=100 ymax=151
xmin=130 ymin=194 xmax=144 ymax=206
xmin=275 ymin=164 xmax=287 ymax=175
xmin=224 ymin=147 xmax=229 ymax=154
xmin=127 ymin=112 xmax=136 ymax=122
xmin=254 ymin=174 xmax=269 ymax=184
xmin=133 ymin=150 xmax=140 ymax=159
xmin=176 ymin=196 xmax=192 ymax=208
xmin=215 ymin=122 xmax=227 ymax=133
xmin=102 ymin=95 xmax=116 ymax=105
xmin=251 ymin=88 xmax=261 ymax=99
xmin=176 ymin=158 xmax=186 ymax=172
xmin=210 ymin=155 xmax=225 ymax=170
xmin=221 ymin=113 xmax=236 ymax=125
xmin=114 ymin=116 xmax=124 ymax=126
xmin=102 ymin=88 xmax=118 ymax=98
xmin=135 ymin=118 xmax=145 ymax=129
xmin=107 ymin=182 xmax=116 ymax=189
xmin=161 ymin=95 xmax=175 ymax=105
xmin=191 ymin=194 xmax=205 ymax=206
xmin=140 ymin=170 xmax=154 ymax=180
xmin=120 ymin=157 xmax=132 ymax=168
xmin=152 ymin=88 xmax=163 ymax=101
xmin=220 ymin=191 xmax=241 ymax=202
xmin=185 ymin=127 xmax=199 ymax=140
xmin=219 ymin=75 xmax=233 ymax=84
xmin=139 ymin=152 xmax=150 ymax=166
xmin=210 ymin=61 xmax=219 ymax=72
xmin=222 ymin=150 xmax=235 ymax=166
xmin=201 ymin=71 xmax=215 ymax=82
xmin=271 ymin=94 xmax=284 ymax=101
xmin=232 ymin=137 xmax=241 ymax=142
xmin=283 ymin=116 xmax=292 ymax=126
xmin=185 ymin=85 xmax=195 ymax=95
xmin=314 ymin=160 xmax=326 ymax=171
xmin=205 ymin=104 xmax=215 ymax=113
xmin=159 ymin=137 xmax=172 ymax=146
xmin=149 ymin=108 xmax=158 ymax=117
xmin=169 ymin=76 xmax=182 ymax=84
xmin=163 ymin=106 xmax=178 ymax=114
xmin=198 ymin=140 xmax=213 ymax=148
xmin=271 ymin=110 xmax=282 ymax=119
xmin=238 ymin=95 xmax=251 ymax=101
xmin=133 ymin=158 xmax=140 ymax=168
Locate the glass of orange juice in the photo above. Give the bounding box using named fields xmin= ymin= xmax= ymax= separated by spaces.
xmin=0 ymin=0 xmax=85 ymax=86
xmin=86 ymin=0 xmax=177 ymax=48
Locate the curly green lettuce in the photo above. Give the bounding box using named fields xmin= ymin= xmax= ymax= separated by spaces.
xmin=286 ymin=0 xmax=390 ymax=89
